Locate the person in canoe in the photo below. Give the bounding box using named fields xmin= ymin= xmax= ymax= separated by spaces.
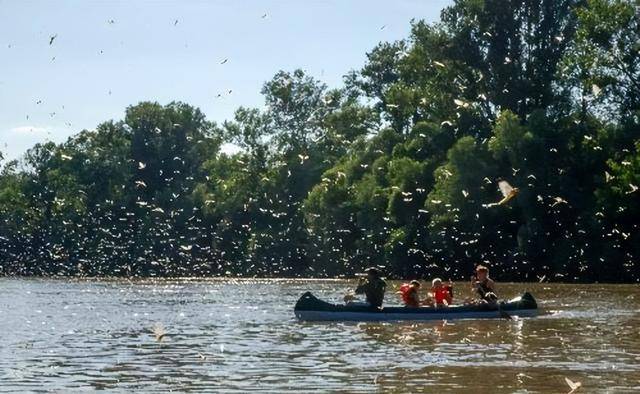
xmin=344 ymin=267 xmax=386 ymax=308
xmin=429 ymin=278 xmax=453 ymax=307
xmin=398 ymin=280 xmax=422 ymax=307
xmin=471 ymin=265 xmax=498 ymax=303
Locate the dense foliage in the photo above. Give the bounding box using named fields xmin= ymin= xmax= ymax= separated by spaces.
xmin=1 ymin=0 xmax=638 ymax=281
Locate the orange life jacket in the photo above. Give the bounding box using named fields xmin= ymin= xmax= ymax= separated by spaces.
xmin=399 ymin=283 xmax=419 ymax=306
xmin=433 ymin=286 xmax=452 ymax=304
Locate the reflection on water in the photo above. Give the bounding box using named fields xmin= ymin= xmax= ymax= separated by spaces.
xmin=1 ymin=279 xmax=638 ymax=392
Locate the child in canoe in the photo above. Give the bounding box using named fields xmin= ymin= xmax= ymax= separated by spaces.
xmin=427 ymin=278 xmax=453 ymax=307
xmin=398 ymin=280 xmax=422 ymax=307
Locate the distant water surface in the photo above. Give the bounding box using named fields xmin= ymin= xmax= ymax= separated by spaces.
xmin=1 ymin=278 xmax=638 ymax=393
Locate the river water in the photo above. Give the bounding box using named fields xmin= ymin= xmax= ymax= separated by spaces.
xmin=0 ymin=278 xmax=638 ymax=393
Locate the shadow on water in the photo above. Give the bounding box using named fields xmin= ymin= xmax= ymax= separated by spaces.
xmin=0 ymin=278 xmax=639 ymax=392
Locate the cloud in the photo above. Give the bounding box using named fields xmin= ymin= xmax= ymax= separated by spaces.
xmin=220 ymin=142 xmax=242 ymax=155
xmin=1 ymin=125 xmax=58 ymax=162
xmin=9 ymin=126 xmax=49 ymax=134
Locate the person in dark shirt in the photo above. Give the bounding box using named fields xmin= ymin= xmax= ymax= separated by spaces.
xmin=354 ymin=267 xmax=386 ymax=308
xmin=471 ymin=265 xmax=497 ymax=303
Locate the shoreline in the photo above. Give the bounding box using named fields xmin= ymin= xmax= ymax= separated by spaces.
xmin=1 ymin=275 xmax=638 ymax=285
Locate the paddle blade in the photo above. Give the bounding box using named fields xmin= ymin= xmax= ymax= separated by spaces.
xmin=498 ymin=305 xmax=512 ymax=320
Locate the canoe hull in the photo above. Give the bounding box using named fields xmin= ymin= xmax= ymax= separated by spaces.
xmin=294 ymin=292 xmax=538 ymax=322
xmin=295 ymin=308 xmax=538 ymax=321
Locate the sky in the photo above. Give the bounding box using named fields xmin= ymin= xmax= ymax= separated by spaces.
xmin=0 ymin=0 xmax=451 ymax=162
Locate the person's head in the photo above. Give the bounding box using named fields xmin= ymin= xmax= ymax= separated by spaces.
xmin=365 ymin=267 xmax=380 ymax=280
xmin=476 ymin=265 xmax=489 ymax=280
xmin=410 ymin=280 xmax=421 ymax=288
xmin=432 ymin=278 xmax=443 ymax=289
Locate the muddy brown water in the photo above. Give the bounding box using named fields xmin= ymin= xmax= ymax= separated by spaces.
xmin=1 ymin=278 xmax=638 ymax=393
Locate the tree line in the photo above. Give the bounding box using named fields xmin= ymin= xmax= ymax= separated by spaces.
xmin=1 ymin=0 xmax=638 ymax=282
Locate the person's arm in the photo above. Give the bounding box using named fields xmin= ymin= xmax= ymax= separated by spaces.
xmin=487 ymin=278 xmax=496 ymax=292
xmin=426 ymin=289 xmax=436 ymax=305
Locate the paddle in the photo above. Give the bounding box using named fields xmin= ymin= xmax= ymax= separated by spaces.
xmin=497 ymin=302 xmax=512 ymax=320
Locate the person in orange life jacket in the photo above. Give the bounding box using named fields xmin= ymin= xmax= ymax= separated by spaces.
xmin=430 ymin=278 xmax=453 ymax=306
xmin=398 ymin=280 xmax=422 ymax=307
xmin=471 ymin=265 xmax=497 ymax=303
